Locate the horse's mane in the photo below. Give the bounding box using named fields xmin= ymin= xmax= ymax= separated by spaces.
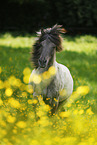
xmin=31 ymin=24 xmax=66 ymax=68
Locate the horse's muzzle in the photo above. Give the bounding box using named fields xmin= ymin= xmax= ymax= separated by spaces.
xmin=38 ymin=58 xmax=47 ymax=68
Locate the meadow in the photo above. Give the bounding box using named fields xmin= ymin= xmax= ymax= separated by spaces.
xmin=0 ymin=33 xmax=97 ymax=145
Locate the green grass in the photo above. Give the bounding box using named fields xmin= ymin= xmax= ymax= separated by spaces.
xmin=0 ymin=33 xmax=97 ymax=145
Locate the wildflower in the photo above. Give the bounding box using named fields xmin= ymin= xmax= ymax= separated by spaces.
xmin=23 ymin=75 xmax=30 ymax=84
xmin=21 ymin=92 xmax=28 ymax=98
xmin=0 ymin=80 xmax=4 ymax=89
xmin=28 ymin=99 xmax=33 ymax=104
xmin=7 ymin=115 xmax=16 ymax=123
xmin=48 ymin=66 xmax=57 ymax=76
xmin=13 ymin=129 xmax=17 ymax=134
xmin=42 ymin=71 xmax=50 ymax=80
xmin=27 ymin=85 xmax=33 ymax=93
xmin=38 ymin=117 xmax=49 ymax=127
xmin=76 ymin=86 xmax=89 ymax=96
xmin=0 ymin=99 xmax=3 ymax=106
xmin=4 ymin=80 xmax=10 ymax=88
xmin=86 ymin=108 xmax=94 ymax=115
xmin=78 ymin=142 xmax=88 ymax=145
xmin=16 ymin=121 xmax=26 ymax=128
xmin=54 ymin=98 xmax=58 ymax=102
xmin=23 ymin=67 xmax=31 ymax=75
xmin=32 ymin=99 xmax=38 ymax=104
xmin=61 ymin=137 xmax=77 ymax=144
xmin=79 ymin=109 xmax=84 ymax=115
xmin=30 ymin=140 xmax=39 ymax=145
xmin=8 ymin=98 xmax=20 ymax=108
xmin=8 ymin=76 xmax=17 ymax=86
xmin=60 ymin=111 xmax=70 ymax=118
xmin=31 ymin=74 xmax=41 ymax=84
xmin=15 ymin=79 xmax=21 ymax=87
xmin=5 ymin=88 xmax=13 ymax=96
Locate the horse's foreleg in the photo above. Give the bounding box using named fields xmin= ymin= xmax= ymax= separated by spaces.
xmin=51 ymin=97 xmax=59 ymax=115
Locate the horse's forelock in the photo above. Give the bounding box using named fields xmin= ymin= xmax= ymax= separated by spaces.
xmin=38 ymin=25 xmax=63 ymax=51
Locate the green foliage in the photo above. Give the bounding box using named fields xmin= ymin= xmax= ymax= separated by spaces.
xmin=0 ymin=0 xmax=97 ymax=32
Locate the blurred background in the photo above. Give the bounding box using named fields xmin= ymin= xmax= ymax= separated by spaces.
xmin=0 ymin=0 xmax=97 ymax=34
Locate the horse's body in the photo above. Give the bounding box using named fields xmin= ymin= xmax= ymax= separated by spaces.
xmin=29 ymin=24 xmax=73 ymax=113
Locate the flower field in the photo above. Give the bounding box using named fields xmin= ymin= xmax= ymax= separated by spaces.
xmin=0 ymin=33 xmax=97 ymax=145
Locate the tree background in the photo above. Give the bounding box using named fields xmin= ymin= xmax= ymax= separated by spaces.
xmin=0 ymin=0 xmax=97 ymax=34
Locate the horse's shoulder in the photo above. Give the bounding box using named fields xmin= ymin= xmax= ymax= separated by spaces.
xmin=56 ymin=62 xmax=70 ymax=74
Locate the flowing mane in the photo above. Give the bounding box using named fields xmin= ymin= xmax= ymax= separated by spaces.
xmin=31 ymin=24 xmax=65 ymax=68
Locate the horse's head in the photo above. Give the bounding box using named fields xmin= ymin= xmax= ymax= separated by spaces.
xmin=38 ymin=38 xmax=56 ymax=68
xmin=31 ymin=24 xmax=66 ymax=68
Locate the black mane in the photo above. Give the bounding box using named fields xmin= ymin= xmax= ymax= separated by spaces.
xmin=31 ymin=24 xmax=65 ymax=68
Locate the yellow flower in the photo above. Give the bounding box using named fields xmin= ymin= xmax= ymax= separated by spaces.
xmin=23 ymin=67 xmax=31 ymax=75
xmin=60 ymin=111 xmax=70 ymax=118
xmin=21 ymin=92 xmax=28 ymax=98
xmin=0 ymin=80 xmax=4 ymax=89
xmin=0 ymin=99 xmax=3 ymax=106
xmin=8 ymin=98 xmax=20 ymax=108
xmin=30 ymin=140 xmax=39 ymax=145
xmin=28 ymin=99 xmax=33 ymax=104
xmin=16 ymin=121 xmax=26 ymax=128
xmin=14 ymin=79 xmax=22 ymax=87
xmin=8 ymin=76 xmax=17 ymax=86
xmin=86 ymin=108 xmax=94 ymax=115
xmin=7 ymin=115 xmax=16 ymax=123
xmin=48 ymin=66 xmax=57 ymax=76
xmin=4 ymin=80 xmax=11 ymax=88
xmin=79 ymin=109 xmax=84 ymax=115
xmin=42 ymin=71 xmax=50 ymax=80
xmin=32 ymin=99 xmax=38 ymax=104
xmin=62 ymin=137 xmax=77 ymax=144
xmin=31 ymin=74 xmax=41 ymax=84
xmin=76 ymin=86 xmax=89 ymax=96
xmin=13 ymin=129 xmax=17 ymax=134
xmin=27 ymin=85 xmax=33 ymax=93
xmin=5 ymin=88 xmax=13 ymax=96
xmin=23 ymin=75 xmax=30 ymax=84
xmin=78 ymin=142 xmax=88 ymax=145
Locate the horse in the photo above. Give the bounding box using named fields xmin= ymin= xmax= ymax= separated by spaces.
xmin=29 ymin=24 xmax=73 ymax=114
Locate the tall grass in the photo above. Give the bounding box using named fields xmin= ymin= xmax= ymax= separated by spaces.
xmin=0 ymin=33 xmax=97 ymax=145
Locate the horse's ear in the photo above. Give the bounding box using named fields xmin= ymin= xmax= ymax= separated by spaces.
xmin=51 ymin=24 xmax=66 ymax=34
xmin=56 ymin=35 xmax=63 ymax=52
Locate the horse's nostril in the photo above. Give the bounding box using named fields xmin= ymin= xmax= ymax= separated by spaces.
xmin=44 ymin=60 xmax=47 ymax=64
xmin=38 ymin=58 xmax=47 ymax=68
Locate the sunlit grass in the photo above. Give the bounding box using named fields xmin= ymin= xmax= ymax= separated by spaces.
xmin=0 ymin=33 xmax=97 ymax=145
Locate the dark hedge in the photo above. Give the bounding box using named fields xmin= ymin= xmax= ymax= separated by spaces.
xmin=0 ymin=0 xmax=97 ymax=34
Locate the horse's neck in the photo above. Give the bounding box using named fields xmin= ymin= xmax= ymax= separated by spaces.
xmin=48 ymin=49 xmax=56 ymax=67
